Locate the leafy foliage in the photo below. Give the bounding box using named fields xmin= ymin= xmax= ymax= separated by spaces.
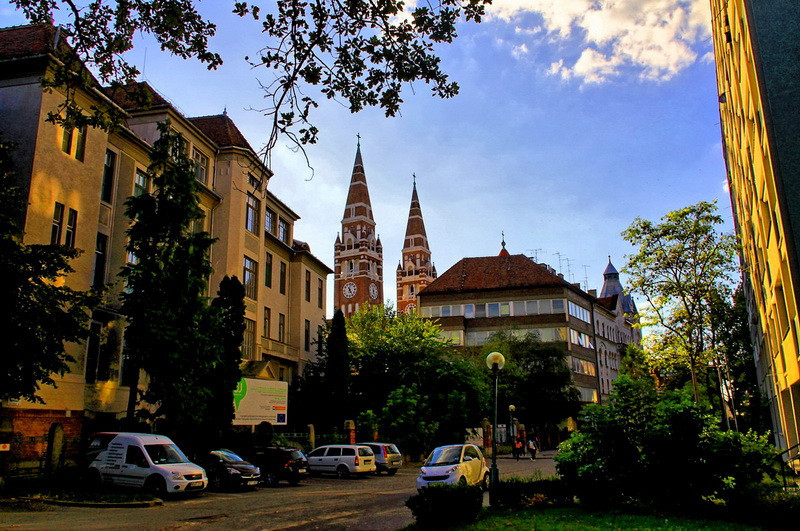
xmin=480 ymin=331 xmax=581 ymax=440
xmin=556 ymin=373 xmax=777 ymax=508
xmin=121 ymin=122 xmax=243 ymax=445
xmin=13 ymin=0 xmax=490 ymax=157
xmin=294 ymin=304 xmax=487 ymax=457
xmin=622 ymin=201 xmax=739 ymax=402
xmin=0 ymin=139 xmax=98 ymax=403
xmin=405 ymin=484 xmax=484 ymax=528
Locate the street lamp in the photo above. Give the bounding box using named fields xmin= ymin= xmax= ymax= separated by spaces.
xmin=486 ymin=351 xmax=505 ymax=506
xmin=508 ymin=405 xmax=516 ymax=445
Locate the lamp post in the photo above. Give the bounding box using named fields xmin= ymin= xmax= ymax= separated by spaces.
xmin=486 ymin=351 xmax=505 ymax=507
xmin=508 ymin=405 xmax=516 ymax=445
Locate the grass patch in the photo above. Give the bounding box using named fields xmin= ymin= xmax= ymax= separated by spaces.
xmin=465 ymin=507 xmax=760 ymax=530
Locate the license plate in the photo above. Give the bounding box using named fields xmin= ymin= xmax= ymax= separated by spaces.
xmin=247 ymin=480 xmax=259 ymax=486
xmin=188 ymin=481 xmax=203 ymax=488
xmin=298 ymin=468 xmax=307 ymax=473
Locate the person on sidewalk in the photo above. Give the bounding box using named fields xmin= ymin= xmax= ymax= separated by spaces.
xmin=513 ymin=437 xmax=523 ymax=461
xmin=527 ymin=437 xmax=537 ymax=460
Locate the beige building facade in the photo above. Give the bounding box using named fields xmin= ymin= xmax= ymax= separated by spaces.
xmin=0 ymin=24 xmax=329 ymax=476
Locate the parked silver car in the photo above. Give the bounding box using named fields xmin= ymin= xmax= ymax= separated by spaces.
xmin=357 ymin=442 xmax=402 ymax=475
xmin=307 ymin=444 xmax=376 ymax=478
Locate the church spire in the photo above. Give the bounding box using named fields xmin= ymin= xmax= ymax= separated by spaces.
xmin=397 ymin=175 xmax=436 ymax=314
xmin=342 ymin=139 xmax=373 ymax=221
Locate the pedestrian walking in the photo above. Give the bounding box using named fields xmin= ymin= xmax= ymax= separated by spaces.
xmin=513 ymin=437 xmax=523 ymax=461
xmin=527 ymin=437 xmax=537 ymax=460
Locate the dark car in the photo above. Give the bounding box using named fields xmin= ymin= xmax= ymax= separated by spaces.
xmin=199 ymin=449 xmax=261 ymax=491
xmin=249 ymin=447 xmax=308 ymax=486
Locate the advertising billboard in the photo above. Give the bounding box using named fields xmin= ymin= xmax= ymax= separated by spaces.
xmin=232 ymin=378 xmax=288 ymax=426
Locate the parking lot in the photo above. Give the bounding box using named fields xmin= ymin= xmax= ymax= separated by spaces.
xmin=0 ymin=454 xmax=556 ymax=530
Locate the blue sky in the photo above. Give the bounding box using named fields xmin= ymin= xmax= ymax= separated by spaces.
xmin=1 ymin=0 xmax=733 ymax=315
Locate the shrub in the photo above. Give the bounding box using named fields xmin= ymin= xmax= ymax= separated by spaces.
xmin=556 ymin=375 xmax=777 ymax=508
xmin=405 ymin=484 xmax=483 ymax=528
xmin=491 ymin=476 xmax=572 ymax=509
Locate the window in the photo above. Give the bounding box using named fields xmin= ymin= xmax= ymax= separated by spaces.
xmin=441 ymin=305 xmax=451 ymax=317
xmin=101 ymin=150 xmax=116 ymax=203
xmin=304 ymin=319 xmax=311 ymax=351
xmin=463 ymin=304 xmax=475 ymax=318
xmin=318 ymin=278 xmax=323 ymax=308
xmin=499 ymin=302 xmax=511 ymax=316
xmin=278 ymin=219 xmax=290 ymax=244
xmin=487 ymin=303 xmax=500 ymax=317
xmin=191 ymin=210 xmax=206 ymax=234
xmin=279 ymin=262 xmax=287 ymax=294
xmin=305 ymin=270 xmax=311 ymax=302
xmin=64 ymin=209 xmax=77 ymax=248
xmin=193 ymin=148 xmax=209 ymax=185
xmin=243 ymin=318 xmax=256 ymax=359
xmin=263 ymin=307 xmax=271 ymax=338
xmin=245 ymin=193 xmax=260 ymax=234
xmin=279 ymin=367 xmax=285 ymax=381
xmin=552 ymin=299 xmax=565 ymax=313
xmin=278 ymin=313 xmax=286 ymax=342
xmin=125 ymin=445 xmax=148 ymax=468
xmin=513 ymin=301 xmax=525 ymax=315
xmin=92 ymin=233 xmax=108 ymax=288
xmin=264 ymin=252 xmax=273 ymax=287
xmin=84 ymin=322 xmax=102 ymax=383
xmin=169 ymin=131 xmax=185 ymax=160
xmin=61 ymin=127 xmax=73 ymax=154
xmin=243 ymin=256 xmax=258 ymax=299
xmin=526 ymin=300 xmax=539 ymax=315
xmin=51 ymin=202 xmax=64 ymax=244
xmin=571 ymin=357 xmax=597 ymax=376
xmin=74 ymin=125 xmax=87 ymax=161
xmin=248 ymin=173 xmax=262 ymax=189
xmin=264 ymin=207 xmax=276 ymax=235
xmin=134 ymin=170 xmax=149 ymax=197
xmin=569 ymin=301 xmax=591 ymax=323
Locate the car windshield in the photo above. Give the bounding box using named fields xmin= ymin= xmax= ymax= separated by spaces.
xmin=290 ymin=450 xmax=306 ymax=460
xmin=425 ymin=446 xmax=462 ymax=466
xmin=385 ymin=444 xmax=400 ymax=455
xmin=358 ymin=447 xmax=373 ymax=457
xmin=213 ymin=450 xmax=246 ymax=463
xmin=144 ymin=444 xmax=188 ymax=464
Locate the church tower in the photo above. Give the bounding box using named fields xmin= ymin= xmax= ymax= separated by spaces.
xmin=334 ymin=141 xmax=383 ymax=317
xmin=397 ymin=176 xmax=436 ymax=314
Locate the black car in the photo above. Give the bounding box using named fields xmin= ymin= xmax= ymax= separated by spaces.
xmin=249 ymin=447 xmax=308 ymax=486
xmin=200 ymin=449 xmax=261 ymax=491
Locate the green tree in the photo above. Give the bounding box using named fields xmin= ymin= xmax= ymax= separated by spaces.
xmin=120 ymin=121 xmax=218 ymax=433
xmin=347 ymin=305 xmax=487 ymax=455
xmin=481 ymin=331 xmax=581 ymax=445
xmin=622 ymin=201 xmax=738 ymax=402
xmin=14 ymin=0 xmax=490 ymax=154
xmin=196 ymin=275 xmax=246 ymax=445
xmin=0 ymin=139 xmax=98 ymax=403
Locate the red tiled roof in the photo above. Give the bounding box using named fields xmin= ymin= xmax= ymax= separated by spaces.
xmin=104 ymin=82 xmax=169 ymax=110
xmin=0 ymin=24 xmax=57 ymax=61
xmin=421 ymin=254 xmax=575 ymax=295
xmin=189 ymin=114 xmax=255 ymax=152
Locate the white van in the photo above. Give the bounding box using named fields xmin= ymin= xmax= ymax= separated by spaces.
xmin=87 ymin=432 xmax=207 ymax=495
xmin=307 ymin=444 xmax=376 ymax=478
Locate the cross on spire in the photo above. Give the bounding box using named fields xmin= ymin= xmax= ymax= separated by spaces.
xmin=356 ymin=132 xmax=361 ymax=147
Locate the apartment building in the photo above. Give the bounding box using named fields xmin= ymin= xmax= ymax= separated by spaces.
xmin=0 ymin=24 xmax=329 ymax=476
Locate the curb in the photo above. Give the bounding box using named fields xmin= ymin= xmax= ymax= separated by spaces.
xmin=17 ymin=496 xmax=163 ymax=508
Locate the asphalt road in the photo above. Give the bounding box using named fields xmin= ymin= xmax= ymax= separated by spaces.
xmin=1 ymin=453 xmax=556 ymax=530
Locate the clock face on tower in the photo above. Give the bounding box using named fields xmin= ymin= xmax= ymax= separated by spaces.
xmin=369 ymin=283 xmax=379 ymax=300
xmin=342 ymin=281 xmax=357 ymax=298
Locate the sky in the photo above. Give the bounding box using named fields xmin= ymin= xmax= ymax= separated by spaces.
xmin=1 ymin=0 xmax=734 ymax=316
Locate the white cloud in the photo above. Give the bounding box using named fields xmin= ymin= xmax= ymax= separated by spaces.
xmin=511 ymin=43 xmax=530 ymax=60
xmin=485 ymin=0 xmax=712 ymax=84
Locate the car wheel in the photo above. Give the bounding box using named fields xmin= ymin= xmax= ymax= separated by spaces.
xmin=336 ymin=465 xmax=350 ymax=479
xmin=481 ymin=473 xmax=490 ymax=491
xmin=264 ymin=472 xmax=279 ymax=487
xmin=144 ymin=474 xmax=167 ymax=497
xmin=458 ymin=476 xmax=468 ymax=486
xmin=387 ymin=468 xmax=398 ymax=476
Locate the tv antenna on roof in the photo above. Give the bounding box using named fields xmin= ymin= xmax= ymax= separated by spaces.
xmin=527 ymin=248 xmax=542 ymax=262
xmin=582 ymin=264 xmax=590 ymax=292
xmin=553 ymin=252 xmax=564 ymax=273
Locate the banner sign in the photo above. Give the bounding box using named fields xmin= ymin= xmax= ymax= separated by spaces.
xmin=232 ymin=378 xmax=288 ymax=426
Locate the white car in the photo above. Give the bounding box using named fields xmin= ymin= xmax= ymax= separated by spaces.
xmin=307 ymin=444 xmax=376 ymax=478
xmin=416 ymin=444 xmax=490 ymax=490
xmin=87 ymin=432 xmax=207 ymax=495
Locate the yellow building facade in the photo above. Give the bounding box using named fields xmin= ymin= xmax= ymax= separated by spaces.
xmin=710 ymin=1 xmax=800 ymax=456
xmin=0 ymin=24 xmax=330 ymax=476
